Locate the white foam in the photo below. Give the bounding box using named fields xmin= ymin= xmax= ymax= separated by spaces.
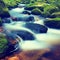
xmin=19 ymin=40 xmax=50 ymax=50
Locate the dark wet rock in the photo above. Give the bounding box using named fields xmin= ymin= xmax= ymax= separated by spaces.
xmin=31 ymin=8 xmax=42 ymax=15
xmin=44 ymin=20 xmax=60 ymax=29
xmin=8 ymin=5 xmax=18 ymax=10
xmin=42 ymin=52 xmax=53 ymax=58
xmin=12 ymin=15 xmax=34 ymax=22
xmin=24 ymin=7 xmax=35 ymax=10
xmin=25 ymin=23 xmax=48 ymax=33
xmin=0 ymin=0 xmax=10 ymax=18
xmin=22 ymin=10 xmax=31 ymax=15
xmin=0 ymin=20 xmax=2 ymax=26
xmin=11 ymin=30 xmax=35 ymax=40
xmin=0 ymin=12 xmax=10 ymax=18
xmin=2 ymin=18 xmax=12 ymax=23
xmin=40 ymin=45 xmax=60 ymax=60
xmin=27 ymin=15 xmax=34 ymax=22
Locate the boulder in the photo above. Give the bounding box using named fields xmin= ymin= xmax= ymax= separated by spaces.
xmin=22 ymin=10 xmax=31 ymax=15
xmin=0 ymin=12 xmax=10 ymax=18
xmin=25 ymin=23 xmax=48 ymax=33
xmin=31 ymin=8 xmax=42 ymax=15
xmin=2 ymin=18 xmax=12 ymax=23
xmin=44 ymin=20 xmax=60 ymax=29
xmin=12 ymin=15 xmax=34 ymax=22
xmin=12 ymin=30 xmax=35 ymax=40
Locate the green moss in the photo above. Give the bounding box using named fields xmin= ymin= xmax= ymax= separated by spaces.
xmin=0 ymin=34 xmax=8 ymax=53
xmin=0 ymin=0 xmax=10 ymax=18
xmin=25 ymin=2 xmax=47 ymax=10
xmin=3 ymin=0 xmax=21 ymax=7
xmin=26 ymin=2 xmax=60 ymax=17
xmin=47 ymin=17 xmax=60 ymax=21
xmin=43 ymin=4 xmax=59 ymax=17
xmin=31 ymin=8 xmax=42 ymax=15
xmin=51 ymin=12 xmax=60 ymax=17
xmin=27 ymin=2 xmax=47 ymax=7
xmin=52 ymin=17 xmax=60 ymax=21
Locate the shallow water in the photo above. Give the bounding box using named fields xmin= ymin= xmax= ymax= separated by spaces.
xmin=9 ymin=8 xmax=24 ymax=17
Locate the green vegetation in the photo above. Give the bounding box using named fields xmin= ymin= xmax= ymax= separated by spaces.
xmin=25 ymin=0 xmax=60 ymax=20
xmin=25 ymin=2 xmax=46 ymax=10
xmin=31 ymin=8 xmax=42 ymax=15
xmin=46 ymin=17 xmax=60 ymax=21
xmin=43 ymin=4 xmax=59 ymax=17
xmin=3 ymin=0 xmax=21 ymax=7
xmin=0 ymin=0 xmax=60 ymax=20
xmin=0 ymin=0 xmax=10 ymax=18
xmin=51 ymin=12 xmax=60 ymax=17
xmin=0 ymin=34 xmax=8 ymax=53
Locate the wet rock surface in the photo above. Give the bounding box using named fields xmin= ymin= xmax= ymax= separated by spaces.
xmin=44 ymin=20 xmax=60 ymax=29
xmin=25 ymin=23 xmax=48 ymax=33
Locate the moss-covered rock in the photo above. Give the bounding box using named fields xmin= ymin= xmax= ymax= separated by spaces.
xmin=43 ymin=4 xmax=59 ymax=17
xmin=31 ymin=8 xmax=42 ymax=15
xmin=0 ymin=0 xmax=10 ymax=18
xmin=3 ymin=0 xmax=21 ymax=7
xmin=51 ymin=12 xmax=60 ymax=18
xmin=25 ymin=2 xmax=46 ymax=10
xmin=0 ymin=7 xmax=10 ymax=18
xmin=25 ymin=2 xmax=60 ymax=18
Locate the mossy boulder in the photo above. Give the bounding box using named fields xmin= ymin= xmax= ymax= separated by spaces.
xmin=0 ymin=0 xmax=10 ymax=18
xmin=0 ymin=7 xmax=10 ymax=18
xmin=51 ymin=12 xmax=60 ymax=18
xmin=3 ymin=0 xmax=20 ymax=7
xmin=31 ymin=8 xmax=42 ymax=15
xmin=25 ymin=2 xmax=46 ymax=10
xmin=0 ymin=34 xmax=8 ymax=55
xmin=43 ymin=4 xmax=59 ymax=17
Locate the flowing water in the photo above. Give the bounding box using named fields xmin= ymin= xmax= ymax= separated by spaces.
xmin=3 ymin=6 xmax=60 ymax=50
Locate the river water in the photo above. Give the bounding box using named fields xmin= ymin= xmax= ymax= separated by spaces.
xmin=4 ymin=7 xmax=60 ymax=50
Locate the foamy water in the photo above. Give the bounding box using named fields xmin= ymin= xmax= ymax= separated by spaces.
xmin=19 ymin=40 xmax=51 ymax=50
xmin=5 ymin=7 xmax=60 ymax=50
xmin=48 ymin=28 xmax=60 ymax=34
xmin=9 ymin=8 xmax=24 ymax=17
xmin=4 ymin=23 xmax=60 ymax=50
xmin=36 ymin=33 xmax=60 ymax=45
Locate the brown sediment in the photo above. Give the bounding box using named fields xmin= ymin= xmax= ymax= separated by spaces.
xmin=0 ymin=45 xmax=60 ymax=60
